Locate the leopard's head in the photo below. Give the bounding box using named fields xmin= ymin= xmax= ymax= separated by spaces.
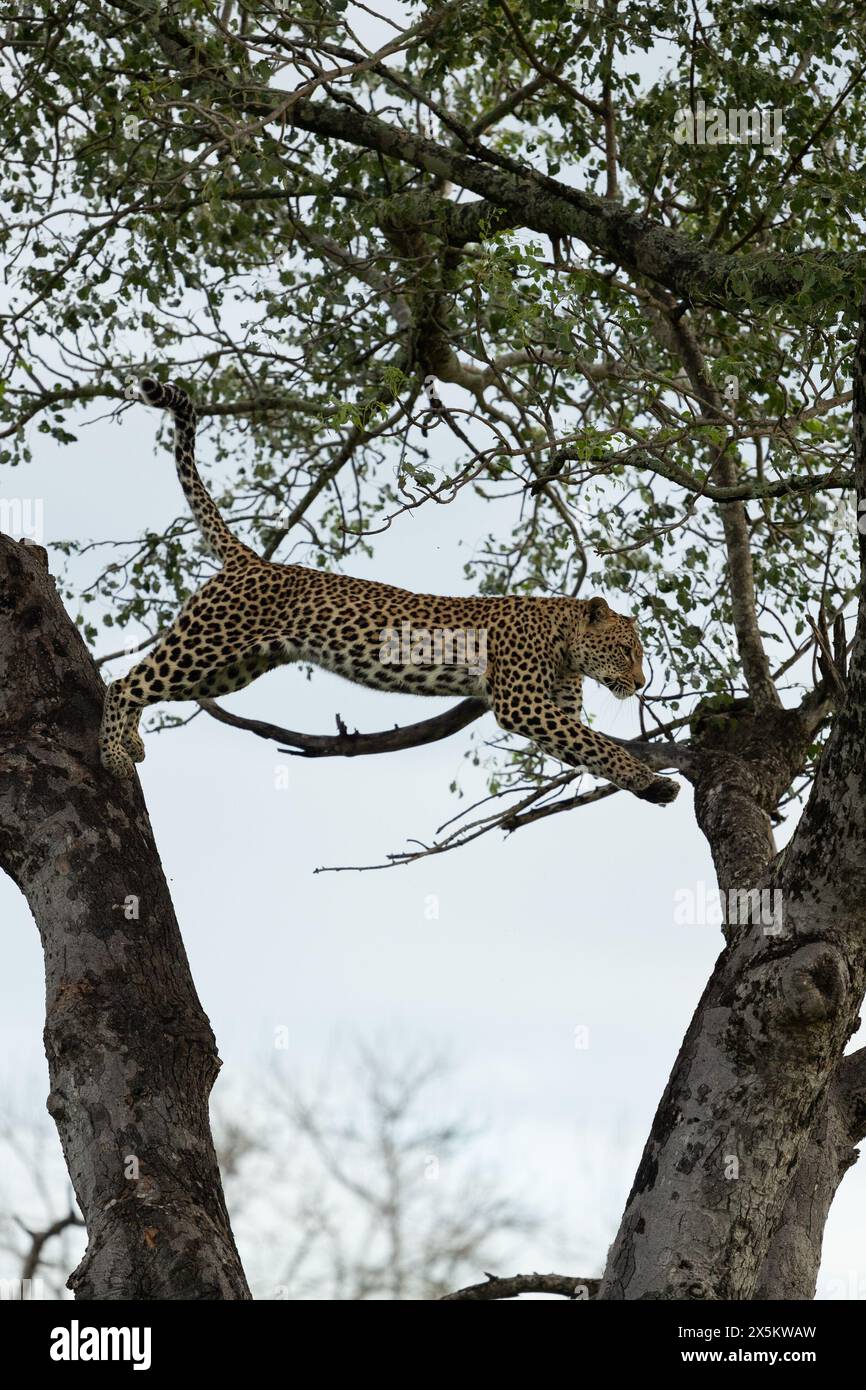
xmin=571 ymin=596 xmax=647 ymax=699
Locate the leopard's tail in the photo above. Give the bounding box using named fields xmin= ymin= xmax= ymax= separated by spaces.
xmin=127 ymin=376 xmax=251 ymax=564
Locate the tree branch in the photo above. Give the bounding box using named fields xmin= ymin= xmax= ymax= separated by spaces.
xmin=278 ymin=99 xmax=864 ymax=309
xmin=658 ymin=307 xmax=779 ymax=710
xmin=112 ymin=0 xmax=863 ymax=312
xmin=18 ymin=1210 xmax=84 ymax=1284
xmin=197 ymin=696 xmax=489 ymax=758
xmin=441 ymin=1271 xmax=599 ymax=1300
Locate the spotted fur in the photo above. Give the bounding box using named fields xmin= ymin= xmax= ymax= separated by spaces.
xmin=99 ymin=378 xmax=678 ymax=805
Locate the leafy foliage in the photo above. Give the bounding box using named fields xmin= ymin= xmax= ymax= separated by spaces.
xmin=1 ymin=0 xmax=863 ymax=800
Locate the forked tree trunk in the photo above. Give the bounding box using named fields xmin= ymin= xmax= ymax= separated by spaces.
xmin=3 ymin=493 xmax=866 ymax=1301
xmin=0 ymin=535 xmax=249 ymax=1300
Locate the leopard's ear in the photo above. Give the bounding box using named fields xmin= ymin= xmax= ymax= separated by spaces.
xmin=625 ymin=615 xmax=638 ymax=626
xmin=587 ymin=596 xmax=610 ymax=624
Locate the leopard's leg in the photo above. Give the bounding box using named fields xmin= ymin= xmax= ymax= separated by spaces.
xmin=100 ymin=679 xmax=140 ymax=779
xmin=122 ymin=706 xmax=146 ymax=764
xmin=101 ymin=614 xmax=214 ymax=777
xmin=100 ymin=630 xmax=299 ymax=777
xmin=490 ymin=670 xmax=678 ymax=804
xmin=191 ymin=640 xmax=297 ymax=697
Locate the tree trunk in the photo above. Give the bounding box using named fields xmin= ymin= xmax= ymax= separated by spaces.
xmin=0 ymin=535 xmax=249 ymax=1300
xmin=751 ymin=1056 xmax=864 ymax=1300
xmin=599 ymin=297 xmax=866 ymax=1301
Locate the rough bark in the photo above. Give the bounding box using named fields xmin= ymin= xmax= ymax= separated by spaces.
xmin=751 ymin=1075 xmax=858 ymax=1300
xmin=0 ymin=536 xmax=249 ymax=1300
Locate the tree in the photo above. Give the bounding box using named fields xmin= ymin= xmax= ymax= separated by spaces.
xmin=2 ymin=0 xmax=866 ymax=1299
xmin=0 ymin=538 xmax=249 ymax=1298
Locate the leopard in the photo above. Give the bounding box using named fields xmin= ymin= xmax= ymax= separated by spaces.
xmin=98 ymin=377 xmax=679 ymax=806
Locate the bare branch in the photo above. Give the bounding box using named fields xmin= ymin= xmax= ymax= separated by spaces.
xmin=197 ymin=696 xmax=489 ymax=758
xmin=441 ymin=1271 xmax=599 ymax=1300
xmin=658 ymin=306 xmax=780 ymax=710
xmin=18 ymin=1209 xmax=84 ymax=1283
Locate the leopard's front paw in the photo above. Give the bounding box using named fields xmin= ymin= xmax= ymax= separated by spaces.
xmin=124 ymin=731 xmax=146 ymax=763
xmin=636 ymin=776 xmax=679 ymax=805
xmin=101 ymin=747 xmax=136 ymax=779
